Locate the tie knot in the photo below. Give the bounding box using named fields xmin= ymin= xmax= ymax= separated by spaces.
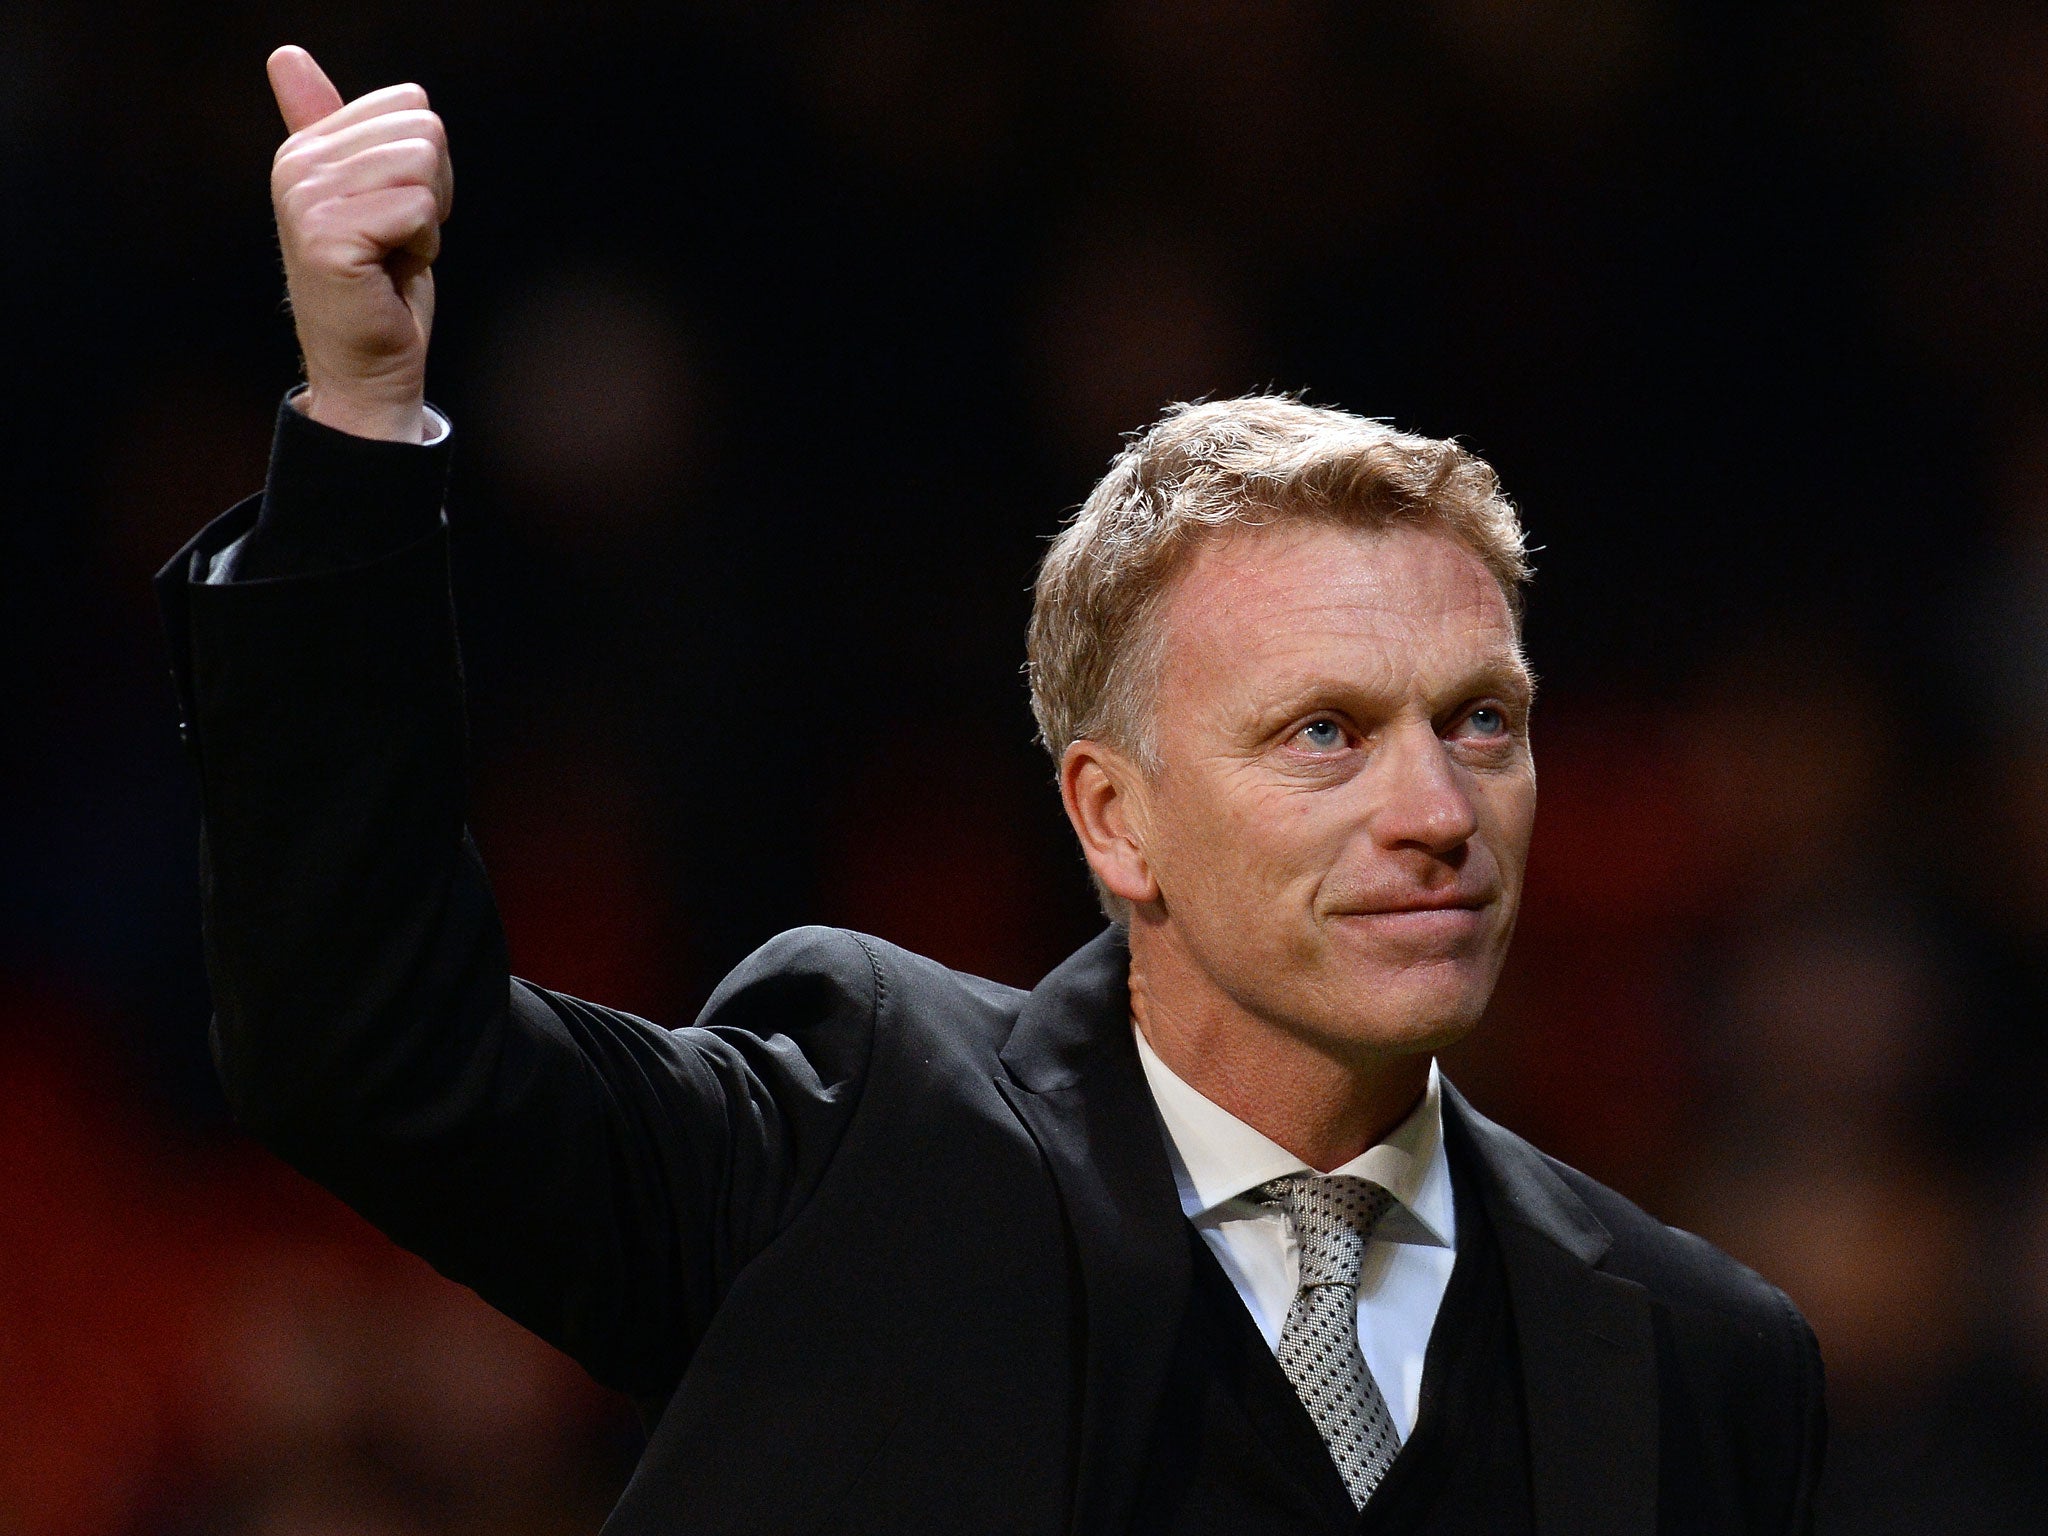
xmin=1258 ymin=1173 xmax=1396 ymax=1289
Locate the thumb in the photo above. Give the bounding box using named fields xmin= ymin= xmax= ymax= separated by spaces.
xmin=267 ymin=45 xmax=344 ymax=133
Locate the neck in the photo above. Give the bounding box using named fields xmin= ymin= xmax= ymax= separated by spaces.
xmin=1127 ymin=929 xmax=1432 ymax=1173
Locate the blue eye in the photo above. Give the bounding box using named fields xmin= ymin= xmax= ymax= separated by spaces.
xmin=1465 ymin=708 xmax=1506 ymax=737
xmin=1297 ymin=720 xmax=1346 ymax=751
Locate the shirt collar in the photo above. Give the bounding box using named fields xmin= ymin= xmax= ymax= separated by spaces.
xmin=1133 ymin=1022 xmax=1454 ymax=1249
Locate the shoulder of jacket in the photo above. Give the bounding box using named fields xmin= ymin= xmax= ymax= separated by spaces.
xmin=697 ymin=925 xmax=887 ymax=1019
xmin=702 ymin=926 xmax=1026 ymax=1040
xmin=1542 ymin=1153 xmax=1812 ymax=1348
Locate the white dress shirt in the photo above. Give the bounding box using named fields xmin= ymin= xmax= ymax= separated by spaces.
xmin=1133 ymin=1027 xmax=1457 ymax=1442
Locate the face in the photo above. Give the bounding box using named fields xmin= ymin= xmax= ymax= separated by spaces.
xmin=1126 ymin=520 xmax=1536 ymax=1061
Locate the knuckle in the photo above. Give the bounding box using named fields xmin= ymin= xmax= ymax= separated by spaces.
xmin=307 ymin=235 xmax=360 ymax=272
xmin=281 ymin=176 xmax=329 ymax=216
xmin=299 ymin=206 xmax=346 ymax=247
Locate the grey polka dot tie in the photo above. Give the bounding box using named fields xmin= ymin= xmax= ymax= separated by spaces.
xmin=1258 ymin=1173 xmax=1401 ymax=1509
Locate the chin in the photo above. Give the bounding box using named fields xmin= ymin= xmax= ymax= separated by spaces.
xmin=1197 ymin=914 xmax=1501 ymax=1058
xmin=1321 ymin=957 xmax=1494 ymax=1058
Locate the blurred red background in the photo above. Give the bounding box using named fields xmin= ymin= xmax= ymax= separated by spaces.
xmin=7 ymin=2 xmax=2048 ymax=1530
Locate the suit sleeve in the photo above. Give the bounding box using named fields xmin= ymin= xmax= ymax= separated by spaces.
xmin=155 ymin=435 xmax=878 ymax=1403
xmin=205 ymin=391 xmax=455 ymax=582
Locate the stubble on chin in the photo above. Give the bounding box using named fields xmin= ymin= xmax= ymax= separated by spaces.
xmin=1285 ymin=915 xmax=1504 ymax=1058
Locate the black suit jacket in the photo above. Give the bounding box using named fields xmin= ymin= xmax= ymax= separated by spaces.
xmin=159 ymin=502 xmax=1825 ymax=1536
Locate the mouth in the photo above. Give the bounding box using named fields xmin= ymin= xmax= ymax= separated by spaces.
xmin=1325 ymin=893 xmax=1496 ymax=952
xmin=1335 ymin=894 xmax=1490 ymax=917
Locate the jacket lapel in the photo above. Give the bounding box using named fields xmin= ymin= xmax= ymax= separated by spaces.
xmin=993 ymin=945 xmax=1661 ymax=1536
xmin=997 ymin=928 xmax=1191 ymax=1536
xmin=1446 ymin=1085 xmax=1660 ymax=1536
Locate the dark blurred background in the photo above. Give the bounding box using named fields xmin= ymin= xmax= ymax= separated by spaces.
xmin=6 ymin=0 xmax=2048 ymax=1529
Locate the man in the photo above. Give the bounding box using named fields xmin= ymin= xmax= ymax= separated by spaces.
xmin=158 ymin=46 xmax=1825 ymax=1535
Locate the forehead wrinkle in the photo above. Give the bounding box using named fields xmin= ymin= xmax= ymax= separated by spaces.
xmin=1156 ymin=525 xmax=1522 ymax=725
xmin=1175 ymin=523 xmax=1511 ymax=639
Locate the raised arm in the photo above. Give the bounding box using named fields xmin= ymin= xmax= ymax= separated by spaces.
xmin=156 ymin=50 xmax=879 ymax=1406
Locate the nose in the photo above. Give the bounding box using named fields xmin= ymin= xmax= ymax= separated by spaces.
xmin=1369 ymin=724 xmax=1479 ymax=856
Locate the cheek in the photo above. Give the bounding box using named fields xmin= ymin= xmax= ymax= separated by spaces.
xmin=1153 ymin=775 xmax=1328 ymax=898
xmin=1476 ymin=771 xmax=1538 ymax=876
xmin=1215 ymin=785 xmax=1350 ymax=896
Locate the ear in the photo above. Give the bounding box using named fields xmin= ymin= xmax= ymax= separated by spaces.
xmin=1060 ymin=738 xmax=1159 ymax=907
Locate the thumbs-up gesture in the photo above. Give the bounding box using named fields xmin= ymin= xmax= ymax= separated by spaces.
xmin=267 ymin=46 xmax=452 ymax=443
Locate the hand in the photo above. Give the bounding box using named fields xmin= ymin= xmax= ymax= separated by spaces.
xmin=267 ymin=46 xmax=452 ymax=443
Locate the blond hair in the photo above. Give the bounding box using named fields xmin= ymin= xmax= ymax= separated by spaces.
xmin=1026 ymin=394 xmax=1531 ymax=919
